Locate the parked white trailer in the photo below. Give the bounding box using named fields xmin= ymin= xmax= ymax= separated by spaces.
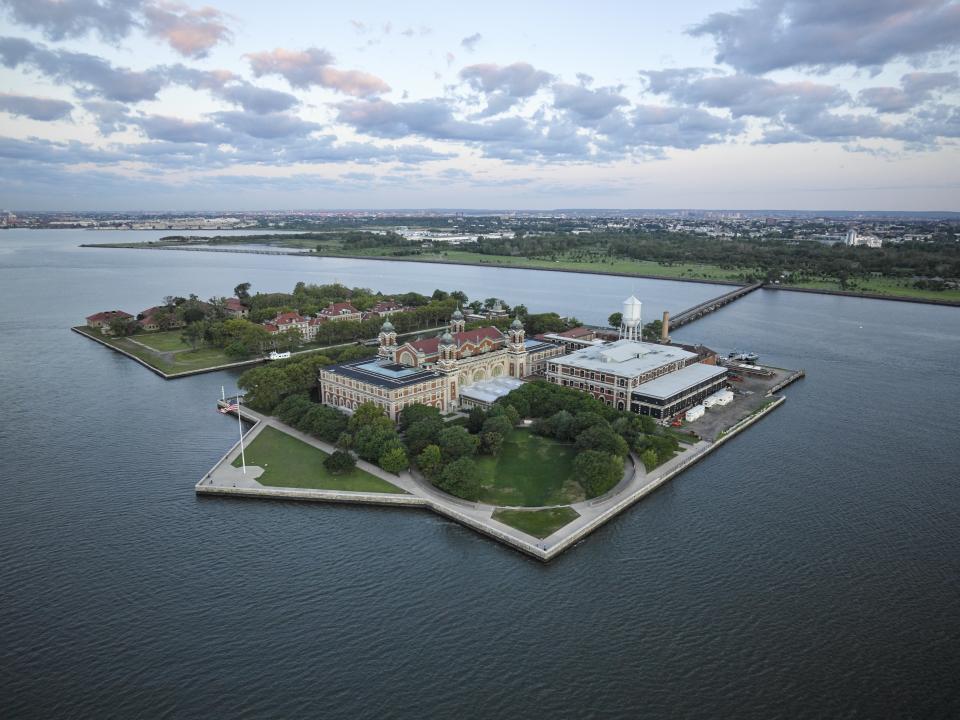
xmin=685 ymin=404 xmax=705 ymax=422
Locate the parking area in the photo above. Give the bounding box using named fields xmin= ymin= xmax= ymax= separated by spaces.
xmin=681 ymin=365 xmax=797 ymax=441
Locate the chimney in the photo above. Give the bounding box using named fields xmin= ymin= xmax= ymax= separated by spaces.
xmin=661 ymin=311 xmax=670 ymax=343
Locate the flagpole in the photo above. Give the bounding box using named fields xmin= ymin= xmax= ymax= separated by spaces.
xmin=237 ymin=395 xmax=246 ymax=474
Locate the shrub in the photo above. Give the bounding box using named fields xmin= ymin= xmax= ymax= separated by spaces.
xmin=324 ymin=450 xmax=356 ymax=475
xmin=640 ymin=448 xmax=658 ymax=472
xmin=379 ymin=446 xmax=409 ymax=474
xmin=437 ymin=425 xmax=479 ymax=462
xmin=417 ymin=444 xmax=444 ymax=480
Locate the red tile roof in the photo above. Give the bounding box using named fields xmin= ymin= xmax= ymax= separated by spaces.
xmin=86 ymin=310 xmax=132 ymax=323
xmin=274 ymin=312 xmax=306 ymax=324
xmin=224 ymin=298 xmax=246 ymax=311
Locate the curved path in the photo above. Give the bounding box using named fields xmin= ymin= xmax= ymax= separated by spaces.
xmin=196 ymin=402 xmax=731 ymax=561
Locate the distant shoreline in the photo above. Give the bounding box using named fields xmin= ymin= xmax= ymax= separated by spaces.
xmin=80 ymin=242 xmax=960 ymax=308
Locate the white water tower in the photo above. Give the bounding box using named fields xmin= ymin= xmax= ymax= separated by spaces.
xmin=620 ymin=295 xmax=642 ymax=341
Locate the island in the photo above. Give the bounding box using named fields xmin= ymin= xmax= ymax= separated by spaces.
xmin=143 ymin=285 xmax=804 ymax=560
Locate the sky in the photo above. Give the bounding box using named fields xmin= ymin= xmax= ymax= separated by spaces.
xmin=0 ymin=0 xmax=958 ymax=211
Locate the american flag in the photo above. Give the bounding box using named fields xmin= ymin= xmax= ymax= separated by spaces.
xmin=220 ymin=402 xmax=239 ymax=414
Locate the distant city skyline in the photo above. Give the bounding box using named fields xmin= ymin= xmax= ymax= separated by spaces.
xmin=1 ymin=0 xmax=958 ymax=210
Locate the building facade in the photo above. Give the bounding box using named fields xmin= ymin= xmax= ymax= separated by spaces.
xmin=319 ymin=310 xmax=560 ymax=418
xmin=545 ymin=339 xmax=700 ymax=412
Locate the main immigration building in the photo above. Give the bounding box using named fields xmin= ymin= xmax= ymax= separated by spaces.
xmin=319 ymin=298 xmax=727 ymax=422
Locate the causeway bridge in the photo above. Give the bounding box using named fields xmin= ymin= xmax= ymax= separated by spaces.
xmin=669 ymin=281 xmax=764 ymax=329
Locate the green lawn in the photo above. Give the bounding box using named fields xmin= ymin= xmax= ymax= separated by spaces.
xmin=475 ymin=429 xmax=582 ymax=507
xmin=492 ymin=507 xmax=580 ymax=538
xmin=233 ymin=425 xmax=404 ymax=493
xmin=131 ymin=330 xmax=191 ymax=352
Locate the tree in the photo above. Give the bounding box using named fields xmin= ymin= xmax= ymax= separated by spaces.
xmin=574 ymin=450 xmax=624 ymax=498
xmin=353 ymin=425 xmax=401 ymax=463
xmin=437 ymin=425 xmax=479 ymax=462
xmin=399 ymin=403 xmax=441 ymax=432
xmin=234 ymin=282 xmax=252 ymax=301
xmin=108 ymin=316 xmax=137 ymax=336
xmin=640 ymin=448 xmax=658 ymax=472
xmin=465 ymin=406 xmax=488 ymax=434
xmin=276 ymin=393 xmax=313 ymax=427
xmin=404 ymin=417 xmax=444 ymax=456
xmin=449 ymin=290 xmax=468 ymax=305
xmin=181 ymin=321 xmax=206 ymax=350
xmin=301 ymin=405 xmax=348 ymax=442
xmin=379 ymin=446 xmax=409 ymax=473
xmin=437 ymin=456 xmax=481 ymax=500
xmin=575 ymin=424 xmax=629 ymax=458
xmin=608 ymin=312 xmax=623 ymax=328
xmin=480 ymin=430 xmax=504 ymax=456
xmin=348 ymin=402 xmax=391 ymax=433
xmin=482 ymin=414 xmax=513 ymax=438
xmin=488 ymin=402 xmax=520 ymax=426
xmin=417 ymin=444 xmax=444 ymax=480
xmin=431 ymin=289 xmax=449 ymax=301
xmin=324 ymin=450 xmax=356 ymax=475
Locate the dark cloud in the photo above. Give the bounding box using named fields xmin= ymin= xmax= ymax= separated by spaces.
xmin=689 ymin=0 xmax=960 ymax=73
xmin=0 ymin=93 xmax=73 ymax=120
xmin=0 ymin=0 xmax=233 ymax=57
xmin=459 ymin=62 xmax=554 ymax=115
xmin=460 ymin=33 xmax=482 ymax=52
xmin=246 ymin=47 xmax=390 ymax=96
xmin=859 ymin=71 xmax=959 ymax=113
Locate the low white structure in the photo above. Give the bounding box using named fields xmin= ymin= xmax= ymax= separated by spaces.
xmin=685 ymin=404 xmax=705 ymax=422
xmin=459 ymin=376 xmax=525 ymax=410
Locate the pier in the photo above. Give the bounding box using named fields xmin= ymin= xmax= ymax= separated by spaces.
xmin=670 ymin=281 xmax=764 ymax=329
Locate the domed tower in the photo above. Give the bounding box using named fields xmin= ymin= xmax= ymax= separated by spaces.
xmin=507 ymin=316 xmax=525 ymax=349
xmin=437 ymin=330 xmax=458 ymax=372
xmin=450 ymin=306 xmax=466 ymax=334
xmin=507 ymin=316 xmax=528 ymax=378
xmin=378 ymin=319 xmax=398 ymax=360
xmin=619 ymin=295 xmax=642 ymax=341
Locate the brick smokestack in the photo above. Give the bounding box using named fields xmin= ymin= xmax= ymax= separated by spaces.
xmin=661 ymin=311 xmax=670 ymax=343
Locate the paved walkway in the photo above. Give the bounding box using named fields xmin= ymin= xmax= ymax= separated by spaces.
xmin=199 ymin=399 xmax=781 ymax=560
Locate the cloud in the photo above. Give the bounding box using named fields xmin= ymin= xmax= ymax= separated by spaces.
xmin=689 ymin=0 xmax=960 ymax=73
xmin=0 ymin=36 xmax=167 ymax=101
xmin=0 ymin=0 xmax=139 ymax=42
xmin=141 ymin=1 xmax=232 ymax=58
xmin=553 ymin=82 xmax=630 ymax=121
xmin=217 ymin=82 xmax=299 ymax=114
xmin=459 ymin=61 xmax=554 ymax=115
xmin=0 ymin=93 xmax=73 ymax=120
xmin=859 ymin=71 xmax=959 ymax=113
xmin=641 ymin=68 xmax=848 ymax=118
xmin=82 ymin=100 xmax=131 ymax=132
xmin=597 ymin=105 xmax=743 ymax=151
xmin=336 ymin=97 xmax=592 ymax=160
xmin=0 ymin=0 xmax=234 ymax=57
xmin=246 ymin=47 xmax=390 ymax=96
xmin=210 ymin=110 xmax=320 ymax=139
xmin=460 ymin=33 xmax=482 ymax=52
xmin=136 ymin=114 xmax=231 ymax=143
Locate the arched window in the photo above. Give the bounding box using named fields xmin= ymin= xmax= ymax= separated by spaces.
xmin=399 ymin=351 xmax=414 ymax=366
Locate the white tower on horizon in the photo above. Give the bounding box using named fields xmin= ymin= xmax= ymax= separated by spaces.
xmin=619 ymin=295 xmax=642 ymax=341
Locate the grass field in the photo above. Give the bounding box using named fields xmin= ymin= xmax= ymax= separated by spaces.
xmin=234 ymin=426 xmax=404 ymax=493
xmin=492 ymin=507 xmax=580 ymax=539
xmin=130 ymin=330 xmax=190 ymax=352
xmin=475 ymin=430 xmax=582 ymax=507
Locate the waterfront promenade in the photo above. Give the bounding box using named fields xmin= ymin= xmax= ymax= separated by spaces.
xmin=198 ymin=373 xmax=796 ymax=560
